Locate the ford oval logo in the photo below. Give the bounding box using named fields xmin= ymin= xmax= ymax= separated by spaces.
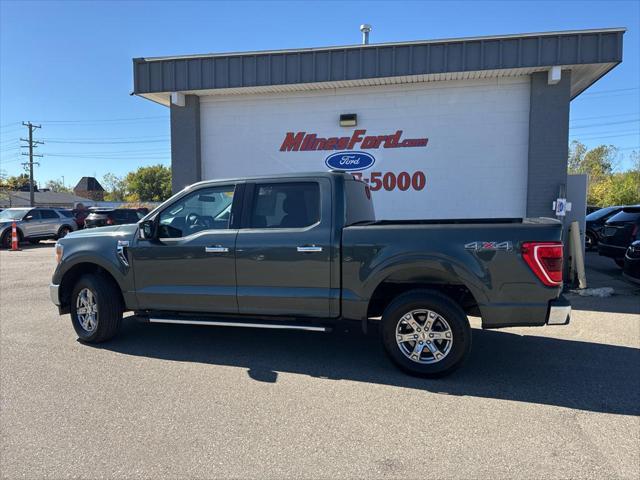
xmin=325 ymin=151 xmax=375 ymax=171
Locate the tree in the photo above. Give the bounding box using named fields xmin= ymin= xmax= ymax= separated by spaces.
xmin=569 ymin=141 xmax=640 ymax=206
xmin=568 ymin=140 xmax=616 ymax=181
xmin=102 ymin=173 xmax=127 ymax=201
xmin=44 ymin=179 xmax=70 ymax=192
xmin=124 ymin=164 xmax=171 ymax=202
xmin=0 ymin=173 xmax=36 ymax=191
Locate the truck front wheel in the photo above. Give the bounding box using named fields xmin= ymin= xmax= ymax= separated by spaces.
xmin=381 ymin=290 xmax=471 ymax=378
xmin=70 ymin=274 xmax=123 ymax=343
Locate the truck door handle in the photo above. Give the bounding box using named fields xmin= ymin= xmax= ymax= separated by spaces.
xmin=297 ymin=245 xmax=323 ymax=253
xmin=205 ymin=245 xmax=229 ymax=253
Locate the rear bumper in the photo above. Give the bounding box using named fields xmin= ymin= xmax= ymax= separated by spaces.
xmin=480 ymin=294 xmax=570 ymax=329
xmin=547 ymin=295 xmax=571 ymax=325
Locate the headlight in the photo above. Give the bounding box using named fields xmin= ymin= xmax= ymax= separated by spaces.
xmin=55 ymin=243 xmax=64 ymax=264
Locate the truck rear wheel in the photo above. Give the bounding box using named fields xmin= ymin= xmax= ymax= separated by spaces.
xmin=381 ymin=289 xmax=471 ymax=378
xmin=70 ymin=274 xmax=123 ymax=343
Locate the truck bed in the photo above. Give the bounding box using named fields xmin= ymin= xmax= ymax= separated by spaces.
xmin=340 ymin=217 xmax=564 ymax=328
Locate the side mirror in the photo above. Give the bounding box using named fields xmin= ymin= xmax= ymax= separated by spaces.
xmin=24 ymin=215 xmax=33 ymax=221
xmin=138 ymin=220 xmax=156 ymax=240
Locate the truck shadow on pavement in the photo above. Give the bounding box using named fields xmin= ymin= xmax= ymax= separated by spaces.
xmin=95 ymin=317 xmax=640 ymax=416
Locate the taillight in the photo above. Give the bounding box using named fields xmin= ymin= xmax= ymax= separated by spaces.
xmin=521 ymin=242 xmax=563 ymax=287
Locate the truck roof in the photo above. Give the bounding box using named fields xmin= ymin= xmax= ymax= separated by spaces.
xmin=184 ymin=171 xmax=355 ymax=190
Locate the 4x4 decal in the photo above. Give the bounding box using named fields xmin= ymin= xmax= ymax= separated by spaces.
xmin=464 ymin=241 xmax=513 ymax=252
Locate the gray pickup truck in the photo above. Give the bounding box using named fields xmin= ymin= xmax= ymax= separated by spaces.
xmin=50 ymin=172 xmax=570 ymax=377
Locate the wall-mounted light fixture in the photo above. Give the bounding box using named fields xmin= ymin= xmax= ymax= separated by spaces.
xmin=340 ymin=113 xmax=357 ymax=127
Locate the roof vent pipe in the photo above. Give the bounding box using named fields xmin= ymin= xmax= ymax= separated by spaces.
xmin=360 ymin=24 xmax=372 ymax=45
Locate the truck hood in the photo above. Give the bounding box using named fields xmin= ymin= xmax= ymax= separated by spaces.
xmin=64 ymin=223 xmax=138 ymax=240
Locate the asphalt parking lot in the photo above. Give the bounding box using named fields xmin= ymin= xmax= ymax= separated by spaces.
xmin=1 ymin=243 xmax=639 ymax=479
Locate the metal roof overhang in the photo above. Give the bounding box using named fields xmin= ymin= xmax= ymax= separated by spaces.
xmin=133 ymin=28 xmax=625 ymax=106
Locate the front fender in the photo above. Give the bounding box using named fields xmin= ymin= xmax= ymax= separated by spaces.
xmin=52 ymin=232 xmax=136 ymax=310
xmin=54 ymin=251 xmax=129 ymax=290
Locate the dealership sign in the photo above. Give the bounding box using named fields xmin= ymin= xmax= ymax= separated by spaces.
xmin=325 ymin=151 xmax=375 ymax=171
xmin=280 ymin=129 xmax=429 ymax=152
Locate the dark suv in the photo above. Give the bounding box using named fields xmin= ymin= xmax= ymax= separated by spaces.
xmin=84 ymin=208 xmax=145 ymax=229
xmin=585 ymin=205 xmax=623 ymax=250
xmin=598 ymin=206 xmax=640 ymax=267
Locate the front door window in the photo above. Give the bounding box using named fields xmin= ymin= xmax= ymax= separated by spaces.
xmin=158 ymin=186 xmax=235 ymax=238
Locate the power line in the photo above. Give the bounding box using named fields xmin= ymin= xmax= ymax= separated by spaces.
xmin=42 ymin=139 xmax=169 ymax=145
xmin=570 ymin=118 xmax=639 ymax=129
xmin=43 ymin=148 xmax=170 ymax=155
xmin=0 ymin=146 xmax=22 ymax=152
xmin=570 ymin=112 xmax=640 ymax=122
xmin=31 ymin=115 xmax=166 ymax=124
xmin=44 ymin=154 xmax=170 ymax=160
xmin=0 ymin=158 xmax=24 ymax=165
xmin=581 ymin=87 xmax=640 ymax=96
xmin=41 ymin=135 xmax=169 ymax=141
xmin=571 ymin=131 xmax=640 ymax=140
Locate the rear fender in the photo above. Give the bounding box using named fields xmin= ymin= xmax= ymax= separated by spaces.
xmin=344 ymin=253 xmax=490 ymax=320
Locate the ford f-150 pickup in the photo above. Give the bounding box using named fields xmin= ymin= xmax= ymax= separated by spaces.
xmin=50 ymin=172 xmax=570 ymax=377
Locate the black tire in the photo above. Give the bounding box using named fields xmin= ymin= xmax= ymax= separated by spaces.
xmin=1 ymin=230 xmax=11 ymax=249
xmin=615 ymin=258 xmax=625 ymax=268
xmin=381 ymin=289 xmax=472 ymax=378
xmin=56 ymin=225 xmax=72 ymax=239
xmin=70 ymin=274 xmax=123 ymax=343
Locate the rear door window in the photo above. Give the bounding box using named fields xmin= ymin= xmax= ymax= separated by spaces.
xmin=25 ymin=210 xmax=41 ymax=220
xmin=40 ymin=209 xmax=59 ymax=219
xmin=249 ymin=182 xmax=320 ymax=229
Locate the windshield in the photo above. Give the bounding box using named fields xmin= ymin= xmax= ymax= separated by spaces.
xmin=0 ymin=209 xmax=28 ymax=221
xmin=586 ymin=206 xmax=619 ymax=221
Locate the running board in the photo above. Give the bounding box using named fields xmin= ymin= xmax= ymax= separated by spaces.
xmin=148 ymin=317 xmax=330 ymax=332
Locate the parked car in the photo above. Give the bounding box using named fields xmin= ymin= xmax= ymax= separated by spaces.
xmin=50 ymin=172 xmax=570 ymax=378
xmin=84 ymin=208 xmax=145 ymax=228
xmin=585 ymin=205 xmax=623 ymax=250
xmin=598 ymin=206 xmax=640 ymax=267
xmin=623 ymin=240 xmax=640 ymax=284
xmin=0 ymin=207 xmax=78 ymax=248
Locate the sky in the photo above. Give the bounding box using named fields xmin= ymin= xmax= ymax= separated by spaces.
xmin=1 ymin=0 xmax=639 ymax=189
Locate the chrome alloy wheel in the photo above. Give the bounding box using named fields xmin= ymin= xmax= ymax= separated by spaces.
xmin=396 ymin=309 xmax=453 ymax=364
xmin=76 ymin=288 xmax=98 ymax=333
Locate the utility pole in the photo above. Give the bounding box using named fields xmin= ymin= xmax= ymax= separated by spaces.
xmin=20 ymin=122 xmax=43 ymax=207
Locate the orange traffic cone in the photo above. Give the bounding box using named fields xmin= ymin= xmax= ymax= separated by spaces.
xmin=10 ymin=222 xmax=20 ymax=251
